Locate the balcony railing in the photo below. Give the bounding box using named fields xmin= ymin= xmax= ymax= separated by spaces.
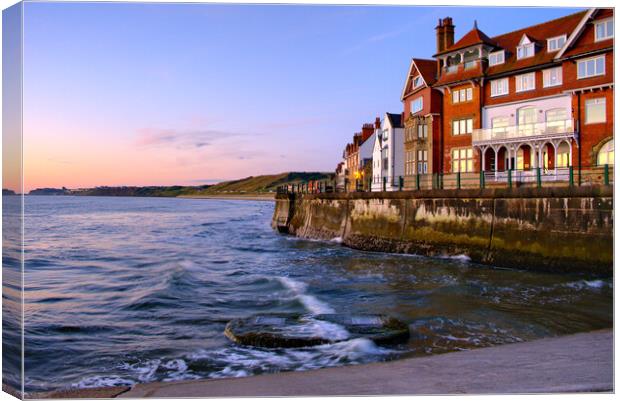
xmin=473 ymin=119 xmax=575 ymax=144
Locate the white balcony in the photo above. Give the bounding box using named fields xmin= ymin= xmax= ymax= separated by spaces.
xmin=473 ymin=119 xmax=576 ymax=145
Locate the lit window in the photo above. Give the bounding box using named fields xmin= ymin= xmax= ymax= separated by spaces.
xmin=489 ymin=50 xmax=505 ymax=66
xmin=515 ymin=72 xmax=536 ymax=92
xmin=490 ymin=78 xmax=509 ymax=97
xmin=545 ymin=108 xmax=568 ymax=133
xmin=452 ymin=88 xmax=472 ymax=104
xmin=517 ymin=43 xmax=534 ymax=59
xmin=556 ymin=142 xmax=570 ymax=168
xmin=595 ymin=19 xmax=613 ymax=41
xmin=597 ymin=139 xmax=614 ymax=166
xmin=451 ymin=148 xmax=474 ymax=173
xmin=491 ymin=116 xmax=510 ymax=134
xmin=577 ymin=56 xmax=605 ymax=79
xmin=547 ymin=35 xmax=566 ymax=52
xmin=585 ymin=98 xmax=606 ymax=124
xmin=452 ymin=118 xmax=473 ymax=136
xmin=543 ymin=67 xmax=562 ymax=87
xmin=411 ymin=97 xmax=423 ymax=114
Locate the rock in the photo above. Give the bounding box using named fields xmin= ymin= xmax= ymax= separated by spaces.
xmin=224 ymin=314 xmax=409 ymax=348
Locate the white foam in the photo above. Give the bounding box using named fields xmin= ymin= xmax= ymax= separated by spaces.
xmin=564 ymin=279 xmax=609 ymax=290
xmin=330 ymin=237 xmax=343 ymax=244
xmin=441 ymin=254 xmax=471 ymax=262
xmin=277 ymin=276 xmax=335 ymax=314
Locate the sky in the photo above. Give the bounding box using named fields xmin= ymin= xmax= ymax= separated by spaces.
xmin=17 ymin=2 xmax=583 ymax=191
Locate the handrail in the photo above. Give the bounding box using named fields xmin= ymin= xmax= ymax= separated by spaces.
xmin=473 ymin=119 xmax=575 ymax=143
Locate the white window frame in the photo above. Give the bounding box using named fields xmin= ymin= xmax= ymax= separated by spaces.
xmin=413 ymin=76 xmax=423 ymax=88
xmin=517 ymin=43 xmax=535 ymax=60
xmin=417 ymin=124 xmax=428 ymax=139
xmin=577 ymin=56 xmax=605 ymax=79
xmin=452 ymin=88 xmax=472 ymax=104
xmin=488 ymin=50 xmax=505 ymax=66
xmin=451 ymin=148 xmax=474 ymax=173
xmin=411 ymin=97 xmax=423 ymax=114
xmin=452 ymin=118 xmax=473 ymax=136
xmin=595 ymin=18 xmax=614 ymax=42
xmin=543 ymin=66 xmax=563 ymax=88
xmin=515 ymin=72 xmax=536 ymax=92
xmin=585 ymin=98 xmax=606 ymax=124
xmin=547 ymin=35 xmax=566 ymax=52
xmin=490 ymin=78 xmax=509 ymax=97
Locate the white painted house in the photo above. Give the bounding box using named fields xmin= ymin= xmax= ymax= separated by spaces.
xmin=371 ymin=113 xmax=405 ymax=191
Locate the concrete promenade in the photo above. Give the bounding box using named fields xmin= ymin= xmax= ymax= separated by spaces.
xmin=111 ymin=329 xmax=613 ymax=398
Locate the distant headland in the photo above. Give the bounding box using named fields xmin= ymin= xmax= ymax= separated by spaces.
xmin=23 ymin=172 xmax=333 ymax=198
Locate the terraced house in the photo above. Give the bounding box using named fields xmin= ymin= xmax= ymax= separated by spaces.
xmin=401 ymin=58 xmax=443 ymax=189
xmin=433 ymin=8 xmax=614 ymax=185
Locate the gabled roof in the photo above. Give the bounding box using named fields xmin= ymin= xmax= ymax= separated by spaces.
xmin=485 ymin=10 xmax=588 ymax=76
xmin=401 ymin=58 xmax=437 ymax=100
xmin=558 ymin=8 xmax=613 ymax=59
xmin=386 ymin=113 xmax=403 ymax=128
xmin=436 ymin=24 xmax=497 ymax=56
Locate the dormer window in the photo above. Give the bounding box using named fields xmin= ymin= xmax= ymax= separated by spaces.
xmin=413 ymin=76 xmax=423 ymax=88
xmin=517 ymin=43 xmax=534 ymax=59
xmin=489 ymin=50 xmax=505 ymax=66
xmin=595 ymin=18 xmax=613 ymax=41
xmin=516 ymin=35 xmax=535 ymax=59
xmin=547 ymin=35 xmax=566 ymax=52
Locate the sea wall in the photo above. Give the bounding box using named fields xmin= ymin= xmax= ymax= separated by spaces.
xmin=272 ymin=187 xmax=613 ymax=275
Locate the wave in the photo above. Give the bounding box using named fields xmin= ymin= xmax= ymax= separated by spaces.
xmin=276 ymin=276 xmax=335 ymax=314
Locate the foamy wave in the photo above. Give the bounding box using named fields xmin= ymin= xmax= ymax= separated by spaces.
xmin=331 ymin=237 xmax=343 ymax=244
xmin=277 ymin=276 xmax=335 ymax=314
xmin=73 ymin=376 xmax=135 ymax=389
xmin=564 ymin=279 xmax=609 ymax=290
xmin=440 ymin=254 xmax=471 ymax=262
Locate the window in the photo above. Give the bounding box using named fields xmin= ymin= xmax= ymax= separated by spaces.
xmin=452 ymin=88 xmax=473 ymax=103
xmin=452 ymin=118 xmax=473 ymax=136
xmin=545 ymin=108 xmax=568 ymax=133
xmin=417 ymin=124 xmax=428 ymax=139
xmin=489 ymin=50 xmax=505 ymax=66
xmin=597 ymin=139 xmax=614 ymax=166
xmin=464 ymin=61 xmax=476 ymax=69
xmin=556 ymin=142 xmax=570 ymax=168
xmin=413 ymin=76 xmax=423 ymax=88
xmin=490 ymin=78 xmax=509 ymax=97
xmin=577 ymin=56 xmax=605 ymax=79
xmin=515 ymin=72 xmax=536 ymax=92
xmin=405 ymin=150 xmax=415 ymax=175
xmin=417 ymin=150 xmax=428 ymax=174
xmin=595 ymin=19 xmax=613 ymax=41
xmin=451 ymin=148 xmax=473 ymax=173
xmin=492 ymin=116 xmax=510 ymax=134
xmin=543 ymin=67 xmax=562 ymax=87
xmin=411 ymin=97 xmax=423 ymax=114
xmin=585 ymin=98 xmax=606 ymax=124
xmin=547 ymin=35 xmax=566 ymax=52
xmin=517 ymin=43 xmax=534 ymax=59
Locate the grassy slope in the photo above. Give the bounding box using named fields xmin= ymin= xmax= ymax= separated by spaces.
xmin=200 ymin=172 xmax=332 ymax=194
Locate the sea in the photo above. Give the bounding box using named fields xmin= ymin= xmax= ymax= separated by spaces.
xmin=1 ymin=195 xmax=613 ymax=393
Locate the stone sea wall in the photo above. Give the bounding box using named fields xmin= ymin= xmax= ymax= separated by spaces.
xmin=272 ymin=187 xmax=613 ymax=275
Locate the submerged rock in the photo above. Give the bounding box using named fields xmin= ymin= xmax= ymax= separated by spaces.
xmin=224 ymin=313 xmax=409 ymax=348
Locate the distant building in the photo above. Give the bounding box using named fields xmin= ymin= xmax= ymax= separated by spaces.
xmin=343 ymin=123 xmax=375 ymax=191
xmin=371 ymin=113 xmax=405 ymax=191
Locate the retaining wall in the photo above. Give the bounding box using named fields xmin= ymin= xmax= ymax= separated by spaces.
xmin=272 ymin=187 xmax=613 ymax=275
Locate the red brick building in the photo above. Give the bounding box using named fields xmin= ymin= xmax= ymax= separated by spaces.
xmin=401 ymin=58 xmax=443 ymax=189
xmin=343 ymin=123 xmax=375 ymax=191
xmin=432 ymin=8 xmax=613 ymax=184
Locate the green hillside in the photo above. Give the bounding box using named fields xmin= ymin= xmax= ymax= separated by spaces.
xmin=27 ymin=172 xmax=334 ymax=197
xmin=200 ymin=172 xmax=333 ymax=194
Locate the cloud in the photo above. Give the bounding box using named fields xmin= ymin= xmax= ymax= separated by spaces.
xmin=135 ymin=128 xmax=252 ymax=150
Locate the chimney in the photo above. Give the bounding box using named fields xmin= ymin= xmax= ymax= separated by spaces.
xmin=435 ymin=18 xmax=445 ymax=54
xmin=375 ymin=117 xmax=381 ymax=129
xmin=361 ymin=124 xmax=374 ymax=142
xmin=443 ymin=17 xmax=455 ymax=52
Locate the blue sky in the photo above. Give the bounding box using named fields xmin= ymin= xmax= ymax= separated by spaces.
xmin=22 ymin=2 xmax=582 ymax=188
